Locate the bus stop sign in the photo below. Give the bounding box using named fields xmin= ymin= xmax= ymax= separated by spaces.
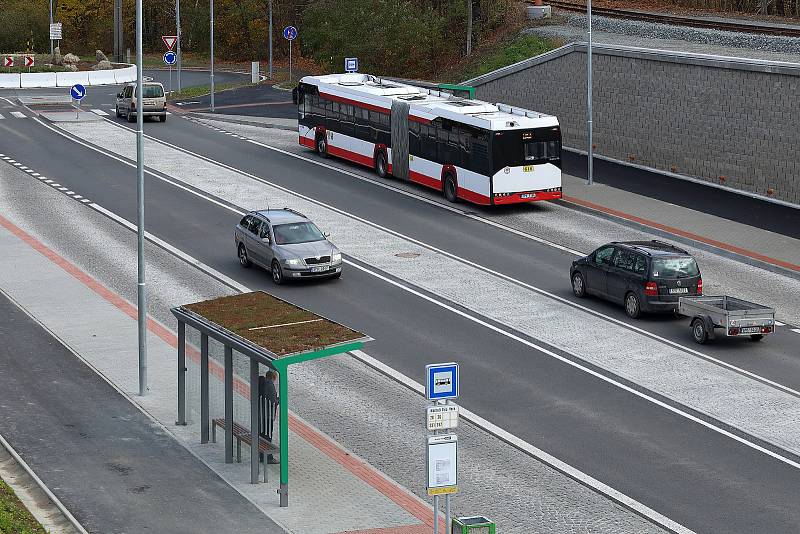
xmin=425 ymin=362 xmax=459 ymax=400
xmin=344 ymin=57 xmax=358 ymax=73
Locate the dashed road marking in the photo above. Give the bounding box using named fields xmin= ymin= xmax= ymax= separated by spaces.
xmin=792 ymin=329 xmax=800 ymax=334
xmin=775 ymin=321 xmax=785 ymax=327
xmin=0 ymin=113 xmax=5 ymax=119
xmin=0 ymin=157 xmax=91 ymax=205
xmin=10 ymin=112 xmax=27 ymax=118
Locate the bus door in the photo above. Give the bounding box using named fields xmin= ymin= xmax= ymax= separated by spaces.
xmin=391 ymin=100 xmax=410 ymax=180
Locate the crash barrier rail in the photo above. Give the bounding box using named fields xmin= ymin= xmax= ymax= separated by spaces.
xmin=0 ymin=64 xmax=136 ymax=89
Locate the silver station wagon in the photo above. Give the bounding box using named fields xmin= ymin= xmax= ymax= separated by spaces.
xmin=234 ymin=208 xmax=343 ymax=284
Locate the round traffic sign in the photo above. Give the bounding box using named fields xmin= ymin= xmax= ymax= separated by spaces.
xmin=163 ymin=50 xmax=177 ymax=65
xmin=70 ymin=83 xmax=86 ymax=100
xmin=283 ymin=25 xmax=298 ymax=41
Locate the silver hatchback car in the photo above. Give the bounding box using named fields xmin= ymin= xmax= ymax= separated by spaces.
xmin=235 ymin=208 xmax=343 ymax=284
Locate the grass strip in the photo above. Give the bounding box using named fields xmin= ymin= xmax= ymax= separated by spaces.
xmin=461 ymin=34 xmax=561 ymax=80
xmin=167 ymin=82 xmax=247 ymax=100
xmin=0 ymin=477 xmax=47 ymax=534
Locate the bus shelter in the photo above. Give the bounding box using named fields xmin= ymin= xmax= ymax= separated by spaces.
xmin=171 ymin=291 xmax=371 ymax=507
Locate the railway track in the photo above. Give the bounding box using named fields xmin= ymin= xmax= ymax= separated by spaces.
xmin=543 ymin=0 xmax=800 ymax=38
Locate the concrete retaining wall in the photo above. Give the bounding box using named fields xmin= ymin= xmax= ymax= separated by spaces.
xmin=0 ymin=64 xmax=136 ymax=89
xmin=465 ymin=44 xmax=800 ymax=205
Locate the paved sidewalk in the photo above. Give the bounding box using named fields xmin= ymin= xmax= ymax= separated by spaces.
xmin=561 ymin=174 xmax=800 ymax=273
xmin=0 ymin=216 xmax=435 ymax=534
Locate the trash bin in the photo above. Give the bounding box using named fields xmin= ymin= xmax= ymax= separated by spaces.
xmin=452 ymin=516 xmax=496 ymax=534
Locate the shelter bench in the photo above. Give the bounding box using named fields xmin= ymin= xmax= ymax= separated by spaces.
xmin=211 ymin=418 xmax=279 ymax=482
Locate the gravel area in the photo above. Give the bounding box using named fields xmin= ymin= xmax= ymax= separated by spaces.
xmin=526 ymin=13 xmax=800 ymax=62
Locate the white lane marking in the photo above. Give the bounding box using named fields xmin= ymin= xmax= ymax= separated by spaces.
xmin=51 ymin=183 xmax=61 ymax=187
xmin=25 ymin=170 xmax=35 ymax=174
xmin=775 ymin=321 xmax=785 ymax=326
xmin=91 ymin=109 xmax=109 ymax=116
xmin=84 ymin=200 xmax=693 ymax=534
xmin=13 ymin=163 xmax=22 ymax=167
xmin=248 ymin=318 xmax=323 ymax=331
xmin=65 ymin=190 xmax=75 ymax=195
xmin=80 ymin=199 xmax=90 ymax=203
xmin=31 ymin=172 xmax=40 ymax=177
xmin=0 ymin=114 xmax=5 ymax=119
xmin=42 ymin=117 xmax=800 ymax=401
xmin=45 ymin=116 xmax=800 ymax=472
xmin=73 ymin=194 xmax=83 ymax=199
xmin=165 ymin=112 xmax=171 ymax=115
xmin=10 ymin=112 xmax=27 ymax=118
xmin=58 ymin=187 xmax=68 ymax=191
xmin=343 ymin=259 xmax=800 ymax=471
xmin=792 ymin=329 xmax=800 ymax=334
xmin=349 ymin=349 xmax=693 ymax=534
xmin=37 ymin=176 xmax=47 ymax=180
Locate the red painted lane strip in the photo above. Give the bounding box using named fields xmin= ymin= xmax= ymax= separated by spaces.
xmin=0 ymin=213 xmax=443 ymax=529
xmin=562 ymin=195 xmax=800 ymax=273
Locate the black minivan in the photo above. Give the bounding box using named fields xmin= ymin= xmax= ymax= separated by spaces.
xmin=570 ymin=240 xmax=702 ymax=318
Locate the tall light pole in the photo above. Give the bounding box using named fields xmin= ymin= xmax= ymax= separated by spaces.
xmin=210 ymin=0 xmax=215 ymax=112
xmin=176 ymin=0 xmax=182 ymax=91
xmin=135 ymin=0 xmax=148 ymax=396
xmin=587 ymin=0 xmax=594 ymax=186
xmin=268 ymin=0 xmax=273 ymax=79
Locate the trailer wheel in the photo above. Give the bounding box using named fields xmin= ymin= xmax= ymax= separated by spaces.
xmin=749 ymin=334 xmax=764 ymax=341
xmin=692 ymin=318 xmax=708 ymax=344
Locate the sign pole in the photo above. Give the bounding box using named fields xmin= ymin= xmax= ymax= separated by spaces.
xmin=49 ymin=0 xmax=54 ymax=56
xmin=135 ymin=0 xmax=148 ymax=397
xmin=289 ymin=39 xmax=292 ymax=85
xmin=445 ymin=399 xmax=451 ymax=534
xmin=169 ymin=63 xmax=173 ymax=94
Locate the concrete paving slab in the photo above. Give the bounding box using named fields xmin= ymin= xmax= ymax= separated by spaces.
xmin=40 ymin=111 xmax=103 ymax=122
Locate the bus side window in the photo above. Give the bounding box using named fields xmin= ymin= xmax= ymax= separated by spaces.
xmin=409 ymin=120 xmax=420 ymax=156
xmin=419 ymin=123 xmax=437 ymax=162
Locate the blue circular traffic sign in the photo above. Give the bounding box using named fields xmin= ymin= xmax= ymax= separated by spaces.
xmin=163 ymin=50 xmax=177 ymax=65
xmin=283 ymin=25 xmax=298 ymax=41
xmin=70 ymin=83 xmax=86 ymax=100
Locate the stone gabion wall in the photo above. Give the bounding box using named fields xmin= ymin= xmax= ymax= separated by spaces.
xmin=466 ymin=44 xmax=800 ymax=205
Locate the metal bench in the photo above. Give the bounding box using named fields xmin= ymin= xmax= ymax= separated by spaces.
xmin=211 ymin=418 xmax=279 ymax=482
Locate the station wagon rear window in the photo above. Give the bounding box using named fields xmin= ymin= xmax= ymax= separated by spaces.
xmin=651 ymin=257 xmax=699 ymax=278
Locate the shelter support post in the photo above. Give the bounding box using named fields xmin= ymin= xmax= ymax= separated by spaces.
xmin=200 ymin=333 xmax=209 ymax=443
xmin=250 ymin=360 xmax=259 ymax=484
xmin=276 ymin=362 xmax=289 ymax=506
xmin=224 ymin=346 xmax=233 ymax=463
xmin=177 ymin=321 xmax=186 ymax=425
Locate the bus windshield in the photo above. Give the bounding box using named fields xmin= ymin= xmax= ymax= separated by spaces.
xmin=491 ymin=127 xmax=561 ymax=173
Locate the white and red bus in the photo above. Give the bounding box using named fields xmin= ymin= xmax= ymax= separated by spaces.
xmin=293 ymin=73 xmax=562 ymax=206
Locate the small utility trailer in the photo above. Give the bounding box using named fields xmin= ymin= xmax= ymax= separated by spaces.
xmin=678 ymin=296 xmax=776 ymax=344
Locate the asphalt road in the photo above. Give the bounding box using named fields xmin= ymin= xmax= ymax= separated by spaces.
xmin=1 ymin=107 xmax=800 ymax=533
xmin=0 ymin=291 xmax=284 ymax=534
xmin=172 ymin=82 xmax=295 ymax=117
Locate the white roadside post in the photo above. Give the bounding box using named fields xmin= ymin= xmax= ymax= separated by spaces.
xmin=587 ymin=0 xmax=594 ymax=186
xmin=135 ymin=0 xmax=148 ymax=396
xmin=425 ymin=363 xmax=460 ymax=534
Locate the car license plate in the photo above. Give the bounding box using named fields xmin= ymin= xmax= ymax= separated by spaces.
xmin=523 ymin=166 xmax=534 ymax=172
xmin=520 ymin=193 xmax=535 ymax=199
xmin=669 ymin=287 xmax=689 ymax=294
xmin=740 ymin=326 xmax=760 ymax=334
xmin=310 ymin=266 xmax=327 ymax=273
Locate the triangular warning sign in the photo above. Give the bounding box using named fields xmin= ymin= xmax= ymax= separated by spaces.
xmin=162 ymin=35 xmax=178 ymax=50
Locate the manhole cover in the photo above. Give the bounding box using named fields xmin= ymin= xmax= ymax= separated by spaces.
xmin=395 ymin=252 xmax=420 ymax=259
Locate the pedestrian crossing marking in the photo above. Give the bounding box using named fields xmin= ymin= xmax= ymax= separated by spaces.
xmin=91 ymin=109 xmax=109 ymax=116
xmin=10 ymin=112 xmax=27 ymax=118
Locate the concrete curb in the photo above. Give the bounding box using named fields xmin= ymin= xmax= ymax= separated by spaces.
xmin=186 ymin=112 xmax=296 ymax=131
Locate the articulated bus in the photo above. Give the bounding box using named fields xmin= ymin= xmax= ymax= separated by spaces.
xmin=293 ymin=73 xmax=562 ymax=206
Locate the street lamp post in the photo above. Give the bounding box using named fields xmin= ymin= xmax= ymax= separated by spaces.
xmin=210 ymin=0 xmax=215 ymax=112
xmin=49 ymin=0 xmax=54 ymax=57
xmin=268 ymin=0 xmax=273 ymax=80
xmin=135 ymin=0 xmax=148 ymax=396
xmin=176 ymin=0 xmax=182 ymax=92
xmin=587 ymin=0 xmax=594 ymax=186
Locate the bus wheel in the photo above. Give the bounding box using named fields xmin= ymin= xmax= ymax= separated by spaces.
xmin=443 ymin=174 xmax=458 ymax=203
xmin=316 ymin=135 xmax=328 ymax=158
xmin=375 ymin=151 xmax=388 ymax=178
